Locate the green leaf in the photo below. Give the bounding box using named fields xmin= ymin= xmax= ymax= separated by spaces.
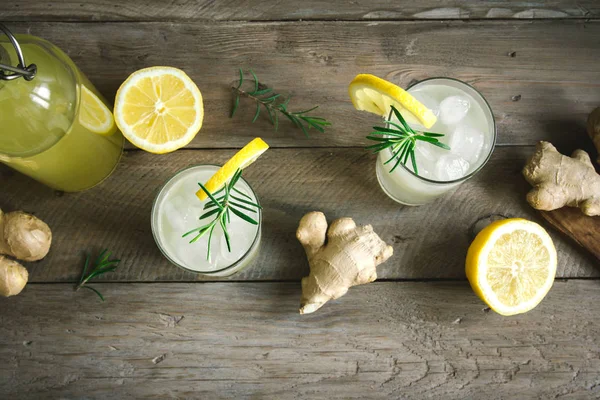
xmin=236 ymin=68 xmax=244 ymax=90
xmin=87 ymin=266 xmax=118 ymax=281
xmin=422 ymin=131 xmax=444 ymax=137
xmin=253 ymin=88 xmax=273 ymax=96
xmin=230 ymin=207 xmax=259 ymax=225
xmin=229 ymin=168 xmax=243 ymax=189
xmin=430 ymin=141 xmax=451 ymax=150
xmin=233 ymin=187 xmax=252 ymax=200
xmin=302 ymin=117 xmax=326 ymax=133
xmin=230 ymin=201 xmax=258 ymax=213
xmin=231 ymin=194 xmax=261 ymax=208
xmin=199 ymin=208 xmax=221 ymax=220
xmin=263 ymin=94 xmax=282 ymax=103
xmin=197 ymin=182 xmax=224 ymax=211
xmin=231 ymin=94 xmax=240 ymax=118
xmin=79 ymin=253 xmax=90 ymax=284
xmin=266 ymin=106 xmax=275 ymax=124
xmin=410 ymin=150 xmax=418 ymax=175
xmin=183 ymin=224 xmax=209 ymax=238
xmin=82 ymin=285 xmax=104 ymax=301
xmin=372 ymin=126 xmax=409 ymax=135
xmin=252 ymin=102 xmax=261 ymax=123
xmin=250 ymin=69 xmax=259 ymax=93
xmin=293 ymin=105 xmax=319 ymax=115
xmin=205 ymin=225 xmax=216 ymax=260
xmin=390 ymin=105 xmax=413 ymax=133
xmin=219 ymin=214 xmax=231 ymax=252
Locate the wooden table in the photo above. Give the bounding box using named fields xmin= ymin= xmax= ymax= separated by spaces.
xmin=2 ymin=2 xmax=600 ymax=398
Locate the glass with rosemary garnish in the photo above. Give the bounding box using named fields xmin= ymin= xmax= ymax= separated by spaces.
xmin=374 ymin=78 xmax=496 ymax=205
xmin=151 ymin=165 xmax=261 ymax=276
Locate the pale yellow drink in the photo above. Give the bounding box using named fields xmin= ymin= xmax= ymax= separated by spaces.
xmin=0 ymin=34 xmax=124 ymax=192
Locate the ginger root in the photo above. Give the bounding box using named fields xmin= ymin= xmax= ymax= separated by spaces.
xmin=522 ymin=141 xmax=600 ymax=216
xmin=296 ymin=211 xmax=393 ymax=314
xmin=0 ymin=209 xmax=52 ymax=261
xmin=588 ymin=107 xmax=600 ymax=164
xmin=0 ymin=256 xmax=28 ymax=297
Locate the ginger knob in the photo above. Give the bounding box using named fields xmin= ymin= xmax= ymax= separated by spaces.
xmin=0 ymin=256 xmax=28 ymax=297
xmin=522 ymin=141 xmax=600 ymax=216
xmin=296 ymin=211 xmax=393 ymax=314
xmin=0 ymin=209 xmax=52 ymax=262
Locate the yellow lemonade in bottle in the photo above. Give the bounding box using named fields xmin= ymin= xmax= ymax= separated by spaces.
xmin=0 ymin=29 xmax=124 ymax=192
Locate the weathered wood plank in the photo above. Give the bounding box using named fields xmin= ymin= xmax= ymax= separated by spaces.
xmin=1 ymin=147 xmax=597 ymax=282
xmin=1 ymin=281 xmax=599 ymax=399
xmin=1 ymin=0 xmax=598 ymax=21
xmin=5 ymin=21 xmax=599 ymax=149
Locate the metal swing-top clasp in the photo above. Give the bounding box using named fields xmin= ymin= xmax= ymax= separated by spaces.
xmin=0 ymin=23 xmax=37 ymax=81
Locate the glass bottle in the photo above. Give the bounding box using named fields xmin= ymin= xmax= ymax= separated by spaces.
xmin=0 ymin=23 xmax=124 ymax=192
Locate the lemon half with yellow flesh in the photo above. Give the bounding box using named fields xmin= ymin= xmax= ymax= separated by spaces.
xmin=196 ymin=138 xmax=269 ymax=201
xmin=114 ymin=66 xmax=204 ymax=154
xmin=349 ymin=74 xmax=437 ymax=129
xmin=466 ymin=218 xmax=557 ymax=316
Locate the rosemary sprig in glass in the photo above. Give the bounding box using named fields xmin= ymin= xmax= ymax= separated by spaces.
xmin=183 ymin=168 xmax=261 ymax=260
xmin=74 ymin=249 xmax=120 ymax=301
xmin=231 ymin=68 xmax=331 ymax=137
xmin=366 ymin=105 xmax=450 ymax=175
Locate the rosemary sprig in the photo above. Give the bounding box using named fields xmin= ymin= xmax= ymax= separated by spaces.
xmin=366 ymin=105 xmax=450 ymax=175
xmin=183 ymin=168 xmax=261 ymax=260
xmin=74 ymin=249 xmax=120 ymax=301
xmin=231 ymin=68 xmax=331 ymax=137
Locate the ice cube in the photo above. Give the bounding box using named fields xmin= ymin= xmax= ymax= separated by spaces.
xmin=448 ymin=124 xmax=485 ymax=164
xmin=434 ymin=154 xmax=470 ymax=181
xmin=163 ymin=196 xmax=187 ymax=233
xmin=439 ymin=96 xmax=470 ymax=126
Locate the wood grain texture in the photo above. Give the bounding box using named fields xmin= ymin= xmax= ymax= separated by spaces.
xmin=541 ymin=208 xmax=600 ymax=261
xmin=5 ymin=21 xmax=599 ymax=149
xmin=1 ymin=280 xmax=600 ymax=399
xmin=1 ymin=0 xmax=598 ymax=21
xmin=1 ymin=147 xmax=597 ymax=282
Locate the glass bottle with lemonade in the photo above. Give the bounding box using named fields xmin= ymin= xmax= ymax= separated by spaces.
xmin=0 ymin=24 xmax=124 ymax=192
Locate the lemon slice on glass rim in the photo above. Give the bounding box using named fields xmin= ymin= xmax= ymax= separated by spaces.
xmin=196 ymin=137 xmax=270 ymax=201
xmin=349 ymin=73 xmax=437 ymax=129
xmin=466 ymin=218 xmax=557 ymax=316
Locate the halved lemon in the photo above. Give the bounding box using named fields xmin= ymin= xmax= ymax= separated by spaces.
xmin=349 ymin=74 xmax=437 ymax=129
xmin=196 ymin=137 xmax=269 ymax=201
xmin=466 ymin=218 xmax=557 ymax=316
xmin=114 ymin=67 xmax=203 ymax=154
xmin=79 ymin=86 xmax=116 ymax=135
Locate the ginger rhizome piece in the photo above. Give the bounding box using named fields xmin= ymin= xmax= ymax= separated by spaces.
xmin=296 ymin=211 xmax=393 ymax=314
xmin=0 ymin=256 xmax=28 ymax=297
xmin=522 ymin=141 xmax=600 ymax=216
xmin=0 ymin=209 xmax=52 ymax=261
xmin=588 ymin=107 xmax=600 ymax=164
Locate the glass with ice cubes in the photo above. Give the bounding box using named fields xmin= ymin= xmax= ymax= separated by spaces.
xmin=151 ymin=165 xmax=261 ymax=276
xmin=376 ymin=78 xmax=496 ymax=205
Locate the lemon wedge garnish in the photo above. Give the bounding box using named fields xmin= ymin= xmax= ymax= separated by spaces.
xmin=349 ymin=74 xmax=437 ymax=129
xmin=466 ymin=218 xmax=557 ymax=316
xmin=196 ymin=138 xmax=269 ymax=201
xmin=79 ymin=86 xmax=116 ymax=135
xmin=114 ymin=67 xmax=203 ymax=154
